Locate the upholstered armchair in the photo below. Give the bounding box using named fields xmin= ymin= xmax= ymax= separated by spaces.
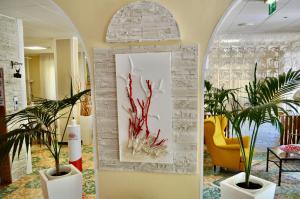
xmin=204 ymin=116 xmax=250 ymax=171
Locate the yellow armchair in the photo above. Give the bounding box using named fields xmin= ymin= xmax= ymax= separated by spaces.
xmin=204 ymin=116 xmax=250 ymax=171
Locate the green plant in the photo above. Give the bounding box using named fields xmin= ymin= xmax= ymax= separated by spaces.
xmin=0 ymin=89 xmax=90 ymax=175
xmin=233 ymin=64 xmax=300 ymax=188
xmin=204 ymin=80 xmax=240 ymax=116
xmin=204 ymin=80 xmax=241 ymax=137
xmin=205 ymin=63 xmax=300 ymax=188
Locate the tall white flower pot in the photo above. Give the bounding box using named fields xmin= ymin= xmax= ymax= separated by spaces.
xmin=80 ymin=115 xmax=93 ymax=145
xmin=39 ymin=164 xmax=82 ymax=199
xmin=220 ymin=172 xmax=276 ymax=199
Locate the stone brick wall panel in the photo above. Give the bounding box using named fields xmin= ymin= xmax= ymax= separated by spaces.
xmin=94 ymin=44 xmax=198 ymax=174
xmin=0 ymin=15 xmax=27 ymax=182
xmin=106 ymin=0 xmax=180 ymax=42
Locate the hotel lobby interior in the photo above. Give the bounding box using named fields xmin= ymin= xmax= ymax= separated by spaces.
xmin=0 ymin=0 xmax=299 ymax=199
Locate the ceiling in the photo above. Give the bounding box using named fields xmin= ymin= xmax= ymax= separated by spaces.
xmin=218 ymin=0 xmax=300 ymax=35
xmin=0 ymin=0 xmax=77 ymax=54
xmin=0 ymin=0 xmax=299 ymax=52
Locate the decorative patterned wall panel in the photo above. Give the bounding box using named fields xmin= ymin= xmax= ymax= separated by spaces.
xmin=94 ymin=45 xmax=198 ymax=174
xmin=106 ymin=0 xmax=180 ymax=42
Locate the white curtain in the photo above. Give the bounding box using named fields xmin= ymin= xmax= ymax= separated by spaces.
xmin=39 ymin=54 xmax=56 ymax=100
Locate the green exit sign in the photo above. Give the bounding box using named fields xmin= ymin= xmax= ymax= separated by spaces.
xmin=269 ymin=1 xmax=277 ymax=15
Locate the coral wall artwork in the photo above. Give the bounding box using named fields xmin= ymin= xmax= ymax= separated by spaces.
xmin=115 ymin=52 xmax=173 ymax=163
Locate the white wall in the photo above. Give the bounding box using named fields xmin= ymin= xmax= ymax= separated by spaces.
xmin=0 ymin=13 xmax=28 ymax=181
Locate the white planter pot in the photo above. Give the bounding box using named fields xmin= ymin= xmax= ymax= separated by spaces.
xmin=39 ymin=164 xmax=82 ymax=199
xmin=220 ymin=172 xmax=276 ymax=199
xmin=80 ymin=115 xmax=93 ymax=145
xmin=45 ymin=165 xmax=72 ymax=180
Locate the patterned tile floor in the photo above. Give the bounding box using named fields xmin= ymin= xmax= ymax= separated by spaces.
xmin=204 ymin=150 xmax=300 ymax=199
xmin=0 ymin=145 xmax=96 ymax=199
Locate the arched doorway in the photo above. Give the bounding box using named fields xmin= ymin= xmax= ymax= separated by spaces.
xmin=202 ymin=0 xmax=300 ymax=198
xmin=0 ymin=0 xmax=97 ymax=198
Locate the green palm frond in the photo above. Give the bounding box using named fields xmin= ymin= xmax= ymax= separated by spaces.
xmin=236 ymin=66 xmax=300 ymax=128
xmin=232 ymin=64 xmax=300 ymax=187
xmin=204 ymin=80 xmax=241 ymax=116
xmin=0 ymin=123 xmax=50 ymax=160
xmin=0 ymin=89 xmax=90 ymax=162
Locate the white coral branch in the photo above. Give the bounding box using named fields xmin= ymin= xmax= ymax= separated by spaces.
xmin=157 ymin=79 xmax=165 ymax=93
xmin=128 ymin=56 xmax=134 ymax=74
xmin=149 ymin=114 xmax=160 ymax=120
xmin=117 ymin=74 xmax=127 ymax=84
xmin=122 ymin=105 xmax=130 ymax=115
xmin=140 ymin=76 xmax=148 ymax=96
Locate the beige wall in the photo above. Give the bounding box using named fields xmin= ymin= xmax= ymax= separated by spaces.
xmin=27 ymin=54 xmax=56 ymax=101
xmin=52 ymin=0 xmax=232 ymax=198
xmin=54 ymin=39 xmax=72 ymax=99
xmin=28 ymin=55 xmax=42 ymax=99
xmin=39 ymin=53 xmax=56 ymax=100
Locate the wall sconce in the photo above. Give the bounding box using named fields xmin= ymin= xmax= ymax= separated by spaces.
xmin=10 ymin=61 xmax=22 ymax=78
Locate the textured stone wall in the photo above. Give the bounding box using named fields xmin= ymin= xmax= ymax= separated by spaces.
xmin=106 ymin=0 xmax=180 ymax=42
xmin=94 ymin=44 xmax=198 ymax=174
xmin=207 ymin=33 xmax=300 ymax=150
xmin=0 ymin=14 xmax=27 ymax=182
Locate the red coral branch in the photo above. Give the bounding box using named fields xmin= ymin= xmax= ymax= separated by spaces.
xmin=126 ymin=73 xmax=167 ymax=149
xmin=151 ymin=129 xmax=160 ymax=147
xmin=154 ymin=139 xmax=167 ymax=147
xmin=144 ymin=80 xmax=152 ymax=140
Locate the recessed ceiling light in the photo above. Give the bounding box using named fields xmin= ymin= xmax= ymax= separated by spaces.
xmin=24 ymin=46 xmax=47 ymax=50
xmin=238 ymin=23 xmax=255 ymax=27
xmin=221 ymin=39 xmax=240 ymax=43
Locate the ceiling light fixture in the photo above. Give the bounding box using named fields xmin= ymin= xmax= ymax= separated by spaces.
xmin=24 ymin=46 xmax=47 ymax=50
xmin=264 ymin=0 xmax=279 ymax=5
xmin=238 ymin=23 xmax=255 ymax=27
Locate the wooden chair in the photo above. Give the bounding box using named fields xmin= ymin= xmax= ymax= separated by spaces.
xmin=279 ymin=115 xmax=300 ymax=145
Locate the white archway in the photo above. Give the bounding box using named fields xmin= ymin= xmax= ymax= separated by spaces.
xmin=47 ymin=1 xmax=100 ymax=198
xmin=199 ymin=0 xmax=243 ymax=198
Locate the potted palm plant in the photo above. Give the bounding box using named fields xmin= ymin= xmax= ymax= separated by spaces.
xmin=0 ymin=89 xmax=90 ymax=199
xmin=218 ymin=65 xmax=300 ymax=199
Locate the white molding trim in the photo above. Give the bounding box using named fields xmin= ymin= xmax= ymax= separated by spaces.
xmin=199 ymin=0 xmax=243 ymax=199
